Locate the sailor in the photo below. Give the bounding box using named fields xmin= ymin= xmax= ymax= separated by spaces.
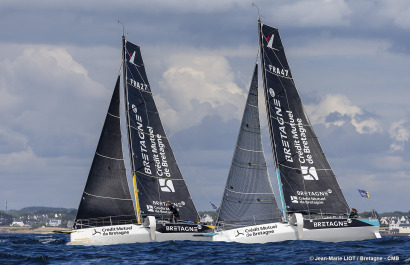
xmin=349 ymin=208 xmax=358 ymax=218
xmin=166 ymin=201 xmax=180 ymax=223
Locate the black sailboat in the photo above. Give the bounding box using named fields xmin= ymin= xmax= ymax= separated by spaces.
xmin=71 ymin=35 xmax=211 ymax=245
xmin=212 ymin=19 xmax=380 ymax=243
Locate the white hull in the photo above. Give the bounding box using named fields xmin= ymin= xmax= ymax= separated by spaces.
xmin=300 ymin=225 xmax=381 ymax=242
xmin=212 ymin=222 xmax=297 ymax=243
xmin=289 ymin=214 xmax=381 ymax=242
xmin=69 ymin=219 xmax=212 ymax=245
xmin=69 ymin=224 xmax=150 ymax=245
xmin=211 ymin=215 xmax=381 ymax=244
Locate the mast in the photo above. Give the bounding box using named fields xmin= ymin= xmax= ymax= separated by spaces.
xmin=258 ymin=19 xmax=288 ymax=221
xmin=122 ymin=35 xmax=142 ymax=224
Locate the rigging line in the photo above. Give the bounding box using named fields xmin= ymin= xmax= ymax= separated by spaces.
xmin=108 ymin=112 xmax=120 ymax=119
xmin=231 ymin=160 xmax=267 ymax=170
xmin=135 ymin=170 xmax=184 ymax=181
xmin=269 ymin=113 xmax=313 ymax=127
xmin=278 ymin=163 xmax=332 ymax=171
xmin=225 ymin=188 xmax=274 ymax=195
xmin=84 ymin=191 xmax=133 ymax=201
xmin=95 ymin=152 xmax=124 ymax=161
xmin=236 ymin=145 xmax=263 ymax=153
xmin=163 ymin=126 xmax=204 ymax=221
xmin=128 ymin=124 xmax=167 ymax=138
xmin=240 ymin=127 xmax=261 ymax=134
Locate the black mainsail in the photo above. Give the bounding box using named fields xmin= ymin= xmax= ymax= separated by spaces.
xmin=75 ymin=76 xmax=137 ymax=227
xmin=258 ymin=21 xmax=349 ymax=216
xmin=217 ymin=64 xmax=282 ymax=229
xmin=123 ymin=39 xmax=199 ymax=222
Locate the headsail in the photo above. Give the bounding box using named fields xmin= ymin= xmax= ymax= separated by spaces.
xmin=123 ymin=39 xmax=199 ymax=222
xmin=75 ymin=76 xmax=136 ymax=228
xmin=217 ymin=64 xmax=282 ymax=229
xmin=258 ymin=21 xmax=349 ymax=215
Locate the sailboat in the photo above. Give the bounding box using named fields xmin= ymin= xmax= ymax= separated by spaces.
xmin=69 ymin=35 xmax=212 ymax=245
xmin=212 ymin=19 xmax=381 ymax=243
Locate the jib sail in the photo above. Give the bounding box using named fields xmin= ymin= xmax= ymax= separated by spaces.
xmin=217 ymin=63 xmax=282 ymax=229
xmin=75 ymin=76 xmax=137 ymax=228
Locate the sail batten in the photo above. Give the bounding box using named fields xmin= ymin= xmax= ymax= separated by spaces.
xmin=258 ymin=21 xmax=349 ymax=215
xmin=217 ymin=63 xmax=282 ymax=229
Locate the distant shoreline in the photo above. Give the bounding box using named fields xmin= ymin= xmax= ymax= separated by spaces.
xmin=0 ymin=227 xmax=68 ymax=234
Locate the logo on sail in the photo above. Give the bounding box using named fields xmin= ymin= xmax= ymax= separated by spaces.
xmin=266 ymin=34 xmax=278 ymax=51
xmin=269 ymin=88 xmax=275 ymax=98
xmin=301 ymin=166 xmax=319 ymax=181
xmin=146 ymin=205 xmax=154 ymax=212
xmin=159 ymin=179 xmax=175 ymax=192
xmin=291 ymin=196 xmax=299 ymax=203
xmin=129 ymin=51 xmax=136 ymax=65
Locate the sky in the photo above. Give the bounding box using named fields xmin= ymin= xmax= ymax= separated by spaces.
xmin=0 ymin=0 xmax=409 ymax=214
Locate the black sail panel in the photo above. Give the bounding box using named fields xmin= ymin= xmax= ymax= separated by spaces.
xmin=75 ymin=76 xmax=136 ymax=227
xmin=217 ymin=64 xmax=282 ymax=229
xmin=123 ymin=40 xmax=199 ymax=222
xmin=258 ymin=21 xmax=349 ymax=215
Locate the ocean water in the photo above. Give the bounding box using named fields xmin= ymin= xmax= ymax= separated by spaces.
xmin=0 ymin=234 xmax=409 ymax=265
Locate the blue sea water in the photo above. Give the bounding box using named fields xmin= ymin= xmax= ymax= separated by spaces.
xmin=0 ymin=234 xmax=409 ymax=264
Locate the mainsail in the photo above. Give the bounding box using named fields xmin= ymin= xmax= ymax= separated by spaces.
xmin=75 ymin=76 xmax=137 ymax=227
xmin=217 ymin=64 xmax=282 ymax=229
xmin=123 ymin=39 xmax=199 ymax=222
xmin=258 ymin=21 xmax=349 ymax=215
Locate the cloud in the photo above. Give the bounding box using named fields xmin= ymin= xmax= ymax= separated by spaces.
xmin=306 ymin=94 xmax=381 ymax=134
xmin=389 ymin=120 xmax=410 ymax=152
xmin=273 ymin=0 xmax=351 ymax=27
xmin=156 ymin=53 xmax=246 ymax=132
xmin=0 ymin=44 xmax=110 ymax=158
xmin=290 ymin=38 xmax=391 ymax=57
xmin=376 ymin=0 xmax=410 ymax=30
